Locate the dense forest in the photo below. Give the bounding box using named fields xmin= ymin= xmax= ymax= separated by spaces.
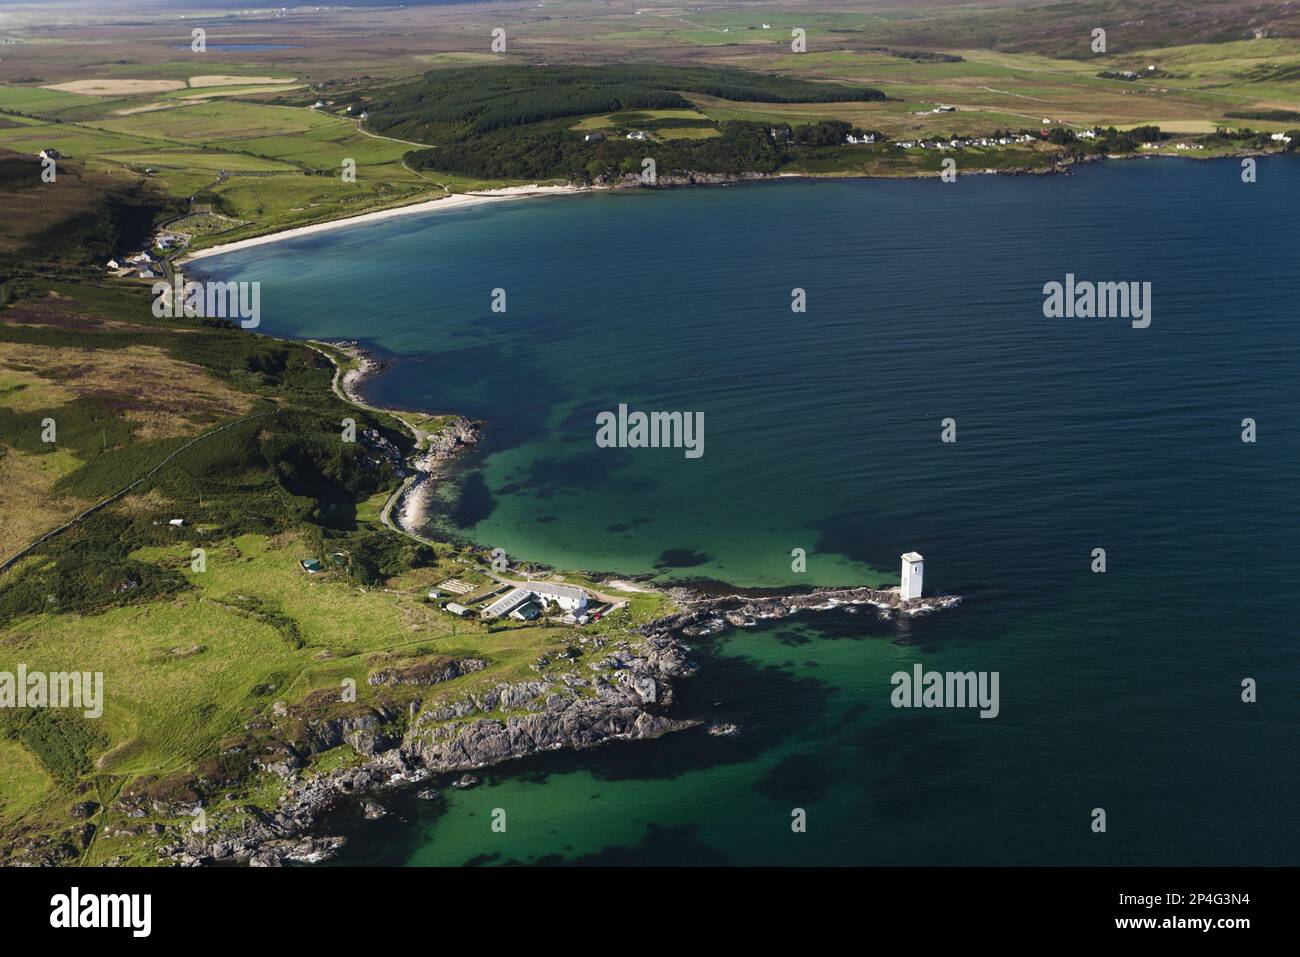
xmin=363 ymin=65 xmax=885 ymax=143
xmin=405 ymin=119 xmax=876 ymax=182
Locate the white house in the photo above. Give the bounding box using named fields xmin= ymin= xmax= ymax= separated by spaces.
xmin=900 ymin=552 xmax=924 ymax=601
xmin=531 ymin=582 xmax=588 ymax=613
xmin=626 ymin=130 xmax=649 ymax=141
xmin=482 ymin=581 xmax=590 ymax=619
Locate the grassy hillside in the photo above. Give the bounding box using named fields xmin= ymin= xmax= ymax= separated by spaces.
xmin=0 ymin=277 xmax=666 ymax=865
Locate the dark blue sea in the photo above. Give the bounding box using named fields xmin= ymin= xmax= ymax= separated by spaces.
xmin=200 ymin=158 xmax=1300 ymax=865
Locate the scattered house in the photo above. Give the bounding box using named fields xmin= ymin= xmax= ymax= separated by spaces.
xmin=762 ymin=23 xmax=771 ymax=30
xmin=845 ymin=132 xmax=876 ymax=144
xmin=359 ymin=110 xmax=370 ymax=120
xmin=168 ymin=518 xmax=186 ymax=527
xmin=137 ymin=267 xmax=156 ymax=279
xmin=444 ymin=602 xmax=470 ymax=617
xmin=299 ymin=558 xmax=324 ymax=574
xmin=312 ymin=100 xmax=325 ymax=109
xmin=126 ymin=252 xmax=155 ymax=266
xmin=1077 ymin=128 xmax=1098 ymax=139
xmin=37 ymin=148 xmax=61 ymax=161
xmin=426 ymin=588 xmax=442 ymax=600
xmin=105 ymin=258 xmax=120 ymax=270
xmin=768 ymin=126 xmax=792 ymax=143
xmin=1041 ymin=118 xmax=1053 ymax=125
xmin=584 ymin=131 xmax=605 ymax=142
xmin=1271 ymin=132 xmax=1292 ymax=143
xmin=625 ymin=130 xmax=649 ymax=141
xmin=935 ymin=105 xmax=956 ymax=113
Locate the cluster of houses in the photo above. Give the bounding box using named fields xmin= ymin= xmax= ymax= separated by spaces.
xmin=106 ymin=251 xmax=160 ymax=279
xmin=480 ymin=582 xmax=591 ymax=624
xmin=105 ymin=231 xmax=187 ymax=279
xmin=310 ymin=100 xmax=369 ymax=120
xmin=583 ymin=130 xmax=650 ymax=142
xmin=435 ymin=578 xmax=594 ymax=624
xmin=1138 ymin=140 xmax=1205 ymax=151
xmin=893 ymin=133 xmax=1037 ymax=150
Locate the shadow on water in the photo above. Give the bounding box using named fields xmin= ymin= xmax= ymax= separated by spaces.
xmin=531 ymin=823 xmax=729 ymax=866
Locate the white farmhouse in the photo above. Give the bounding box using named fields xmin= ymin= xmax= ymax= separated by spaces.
xmin=531 ymin=582 xmax=588 ymax=613
xmin=900 ymin=552 xmax=924 ymax=601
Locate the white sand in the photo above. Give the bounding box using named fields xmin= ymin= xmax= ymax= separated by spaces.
xmin=179 ymin=185 xmax=589 ymax=264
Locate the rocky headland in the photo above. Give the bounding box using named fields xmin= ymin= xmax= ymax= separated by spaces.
xmin=125 ymin=580 xmax=958 ymax=867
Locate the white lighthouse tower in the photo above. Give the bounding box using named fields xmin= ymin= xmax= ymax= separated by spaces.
xmin=900 ymin=552 xmax=924 ymax=600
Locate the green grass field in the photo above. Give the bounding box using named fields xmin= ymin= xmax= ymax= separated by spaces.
xmin=0 ymin=274 xmax=665 ymax=864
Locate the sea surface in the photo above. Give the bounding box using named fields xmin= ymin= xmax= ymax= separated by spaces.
xmin=199 ymin=159 xmax=1300 ymax=865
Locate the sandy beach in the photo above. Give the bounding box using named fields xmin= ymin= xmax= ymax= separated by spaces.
xmin=179 ymin=184 xmax=589 ymax=264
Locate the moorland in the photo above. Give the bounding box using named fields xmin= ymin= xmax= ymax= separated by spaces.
xmin=3 ymin=0 xmax=1300 ymax=865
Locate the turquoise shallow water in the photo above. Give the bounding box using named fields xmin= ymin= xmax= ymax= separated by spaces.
xmin=200 ymin=159 xmax=1300 ymax=864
